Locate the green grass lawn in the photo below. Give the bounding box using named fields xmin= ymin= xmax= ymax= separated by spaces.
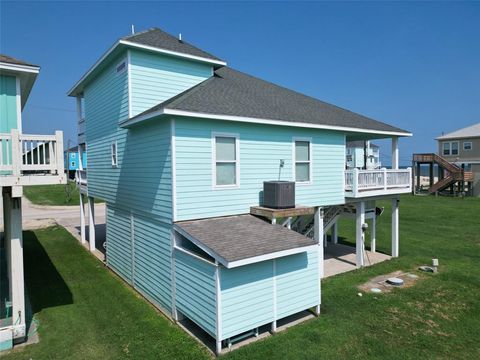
xmin=23 ymin=183 xmax=102 ymax=206
xmin=3 ymin=195 xmax=480 ymax=359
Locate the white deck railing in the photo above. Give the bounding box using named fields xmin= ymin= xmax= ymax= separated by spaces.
xmin=75 ymin=169 xmax=87 ymax=186
xmin=345 ymin=168 xmax=412 ymax=197
xmin=0 ymin=129 xmax=65 ymax=185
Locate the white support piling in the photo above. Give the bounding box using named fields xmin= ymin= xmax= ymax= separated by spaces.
xmin=392 ymin=197 xmax=399 ymax=257
xmin=3 ymin=189 xmax=26 ymax=340
xmin=79 ymin=193 xmax=86 ymax=244
xmin=314 ymin=207 xmax=324 ymax=278
xmin=88 ymin=196 xmax=95 ymax=252
xmin=332 ymin=221 xmax=338 ymax=244
xmin=355 ymin=201 xmax=365 ymax=268
xmin=371 ymin=215 xmax=376 ymax=253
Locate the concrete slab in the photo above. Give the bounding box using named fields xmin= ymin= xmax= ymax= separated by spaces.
xmin=324 ymin=243 xmax=391 ymax=278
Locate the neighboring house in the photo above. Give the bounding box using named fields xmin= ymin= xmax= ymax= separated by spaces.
xmin=0 ymin=55 xmax=66 ymax=350
xmin=437 ymin=123 xmax=480 ymax=195
xmin=346 ymin=141 xmax=381 ymax=170
xmin=412 ymin=123 xmax=478 ymax=196
xmin=68 ymin=28 xmax=412 ymax=354
xmin=64 ymin=145 xmax=87 ymax=179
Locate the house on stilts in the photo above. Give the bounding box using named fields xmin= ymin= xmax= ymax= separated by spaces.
xmin=0 ymin=55 xmax=66 ymax=351
xmin=69 ymin=28 xmax=412 ymax=354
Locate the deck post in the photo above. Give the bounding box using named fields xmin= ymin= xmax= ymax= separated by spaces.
xmin=429 ymin=163 xmax=434 ymax=188
xmin=355 ymin=201 xmax=365 ymax=268
xmin=314 ymin=207 xmax=324 ymax=278
xmin=371 ymin=215 xmax=376 ymax=253
xmin=3 ymin=188 xmax=26 ymax=340
xmin=79 ymin=193 xmax=86 ymax=244
xmin=392 ymin=197 xmax=399 ymax=257
xmin=332 ymin=221 xmax=338 ymax=244
xmin=88 ymin=196 xmax=96 ymax=252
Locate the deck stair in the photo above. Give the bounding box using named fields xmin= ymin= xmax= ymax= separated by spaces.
xmin=412 ymin=153 xmax=474 ymax=195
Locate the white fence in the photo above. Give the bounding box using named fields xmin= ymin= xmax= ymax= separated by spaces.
xmin=345 ymin=168 xmax=412 ymax=197
xmin=0 ymin=129 xmax=65 ymax=177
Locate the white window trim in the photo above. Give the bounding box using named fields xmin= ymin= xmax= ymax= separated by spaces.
xmin=463 ymin=141 xmax=472 ymax=151
xmin=111 ymin=140 xmax=118 ymax=167
xmin=442 ymin=141 xmax=460 ymax=156
xmin=293 ymin=137 xmax=313 ymax=185
xmin=212 ymin=132 xmax=240 ymax=189
xmin=115 ymin=58 xmax=127 ymax=75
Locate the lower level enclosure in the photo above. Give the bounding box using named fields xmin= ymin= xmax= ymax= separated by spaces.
xmin=106 ymin=204 xmax=321 ymax=350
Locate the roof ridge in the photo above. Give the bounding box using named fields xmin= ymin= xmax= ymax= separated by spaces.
xmin=122 ymin=27 xmax=157 ymax=40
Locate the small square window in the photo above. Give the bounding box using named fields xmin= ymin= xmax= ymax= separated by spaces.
xmin=116 ymin=60 xmax=126 ymax=74
xmin=463 ymin=142 xmax=472 ymax=151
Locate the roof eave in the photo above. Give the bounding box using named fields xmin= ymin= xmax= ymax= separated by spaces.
xmin=120 ymin=108 xmax=412 ymax=137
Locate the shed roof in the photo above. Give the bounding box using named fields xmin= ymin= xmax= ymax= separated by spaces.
xmin=174 ymin=214 xmax=317 ymax=268
xmin=123 ymin=67 xmax=411 ymax=136
xmin=436 ymin=123 xmax=480 ymax=140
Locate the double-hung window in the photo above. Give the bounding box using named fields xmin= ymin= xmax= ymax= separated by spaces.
xmin=294 ymin=139 xmax=312 ymax=183
xmin=442 ymin=142 xmax=450 ymax=156
xmin=213 ymin=134 xmax=239 ymax=187
xmin=451 ymin=141 xmax=459 ymax=155
xmin=442 ymin=141 xmax=459 ymax=156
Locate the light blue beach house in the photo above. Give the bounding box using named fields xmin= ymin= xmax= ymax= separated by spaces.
xmin=69 ymin=28 xmax=412 ymax=354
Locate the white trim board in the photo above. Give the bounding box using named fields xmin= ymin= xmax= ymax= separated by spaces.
xmin=0 ymin=62 xmax=39 ymax=74
xmin=120 ymin=108 xmax=413 ymax=138
xmin=15 ymin=76 xmax=22 ymax=133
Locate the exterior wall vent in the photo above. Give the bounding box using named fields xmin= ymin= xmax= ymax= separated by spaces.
xmin=263 ymin=181 xmax=295 ymax=209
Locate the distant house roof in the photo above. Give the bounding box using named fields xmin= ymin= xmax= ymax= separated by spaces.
xmin=123 ymin=66 xmax=411 ymax=137
xmin=347 ymin=140 xmax=379 ymax=149
xmin=68 ymin=28 xmax=225 ymax=96
xmin=436 ymin=123 xmax=480 ymax=140
xmin=174 ymin=214 xmax=317 ymax=268
xmin=0 ymin=54 xmax=40 ymax=108
xmin=0 ymin=54 xmax=39 ymax=68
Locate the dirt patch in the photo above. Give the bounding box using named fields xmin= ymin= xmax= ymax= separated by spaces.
xmin=358 ymin=270 xmax=421 ymax=293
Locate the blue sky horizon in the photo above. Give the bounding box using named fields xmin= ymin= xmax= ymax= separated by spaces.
xmin=1 ymin=1 xmax=479 ymax=166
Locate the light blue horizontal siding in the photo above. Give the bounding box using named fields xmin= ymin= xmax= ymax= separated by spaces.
xmin=220 ymin=261 xmax=274 ymax=340
xmin=174 ymin=250 xmax=217 ymax=338
xmin=276 ymin=249 xmax=319 ymax=319
xmin=130 ymin=50 xmax=212 ymax=116
xmin=175 ymin=117 xmax=345 ymax=220
xmin=106 ymin=206 xmax=132 ymax=282
xmin=133 ymin=215 xmax=172 ymax=312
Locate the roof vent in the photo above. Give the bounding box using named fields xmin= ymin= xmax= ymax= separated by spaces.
xmin=179 ymin=33 xmax=183 ymax=42
xmin=131 ymin=24 xmax=135 ymax=35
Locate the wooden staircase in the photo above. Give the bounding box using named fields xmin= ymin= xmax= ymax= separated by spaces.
xmin=412 ymin=153 xmax=474 ymax=195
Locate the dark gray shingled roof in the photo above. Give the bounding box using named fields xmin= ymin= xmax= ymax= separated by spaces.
xmin=0 ymin=54 xmax=38 ymax=67
xmin=175 ymin=214 xmax=317 ymax=266
xmin=130 ymin=66 xmax=410 ymax=135
xmin=122 ymin=28 xmax=223 ymax=62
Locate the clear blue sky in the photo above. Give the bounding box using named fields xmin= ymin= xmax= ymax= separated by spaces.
xmin=2 ymin=1 xmax=479 ymax=166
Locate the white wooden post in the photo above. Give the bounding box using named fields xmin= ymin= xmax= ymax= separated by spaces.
xmin=314 ymin=207 xmax=324 ymax=279
xmin=214 ymin=261 xmax=222 ymax=355
xmin=355 ymin=201 xmax=365 ymax=268
xmin=11 ymin=129 xmax=20 ymax=177
xmin=352 ymin=168 xmax=359 ymax=197
xmin=314 ymin=207 xmax=323 ymax=314
xmin=55 ymin=130 xmax=65 ymax=177
xmin=392 ymin=137 xmax=399 ymax=170
xmin=332 ymin=221 xmax=338 ymax=244
xmin=4 ymin=190 xmax=26 ymax=340
xmin=371 ymin=215 xmax=376 ymax=253
xmin=79 ymin=193 xmax=86 ymax=244
xmin=88 ymin=196 xmax=96 ymax=252
xmin=392 ymin=197 xmax=399 ymax=257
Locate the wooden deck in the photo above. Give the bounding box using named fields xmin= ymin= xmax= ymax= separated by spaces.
xmin=250 ymin=205 xmax=315 ymax=220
